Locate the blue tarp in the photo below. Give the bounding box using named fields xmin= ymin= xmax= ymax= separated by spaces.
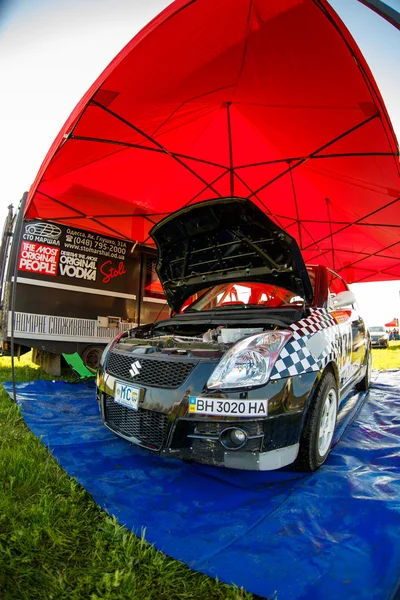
xmin=3 ymin=373 xmax=400 ymax=600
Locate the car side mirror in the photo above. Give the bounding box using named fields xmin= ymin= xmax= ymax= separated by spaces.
xmin=331 ymin=290 xmax=356 ymax=309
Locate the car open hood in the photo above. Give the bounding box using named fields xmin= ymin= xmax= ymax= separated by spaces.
xmin=150 ymin=198 xmax=314 ymax=312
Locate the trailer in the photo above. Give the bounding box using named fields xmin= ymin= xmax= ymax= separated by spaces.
xmin=0 ymin=197 xmax=169 ymax=375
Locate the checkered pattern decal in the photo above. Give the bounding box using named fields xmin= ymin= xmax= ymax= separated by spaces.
xmin=270 ymin=308 xmax=342 ymax=380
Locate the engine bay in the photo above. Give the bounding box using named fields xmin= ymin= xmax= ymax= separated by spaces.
xmin=110 ymin=303 xmax=306 ymax=358
xmin=113 ymin=320 xmax=282 ymax=359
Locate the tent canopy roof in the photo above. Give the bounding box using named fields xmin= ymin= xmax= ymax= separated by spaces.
xmin=385 ymin=319 xmax=398 ymax=328
xmin=26 ymin=0 xmax=400 ymax=284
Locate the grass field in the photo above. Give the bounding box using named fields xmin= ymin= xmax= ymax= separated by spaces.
xmin=371 ymin=341 xmax=400 ymax=371
xmin=1 ymin=344 xmax=399 ymax=600
xmin=0 ymin=353 xmax=252 ymax=600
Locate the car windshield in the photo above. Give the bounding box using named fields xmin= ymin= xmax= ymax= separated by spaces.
xmin=369 ymin=327 xmax=385 ymax=332
xmin=180 ymin=267 xmax=316 ymax=312
xmin=181 ymin=281 xmax=307 ymax=312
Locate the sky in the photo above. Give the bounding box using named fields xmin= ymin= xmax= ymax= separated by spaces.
xmin=0 ymin=0 xmax=399 ymax=325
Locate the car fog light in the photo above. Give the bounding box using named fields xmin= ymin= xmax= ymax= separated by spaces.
xmin=220 ymin=427 xmax=248 ymax=450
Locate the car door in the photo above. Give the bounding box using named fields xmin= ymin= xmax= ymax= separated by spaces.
xmin=327 ymin=270 xmax=367 ymax=388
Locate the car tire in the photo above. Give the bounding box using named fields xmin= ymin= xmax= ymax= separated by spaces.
xmin=356 ymin=348 xmax=372 ymax=392
xmin=294 ymin=372 xmax=338 ymax=472
xmin=81 ymin=345 xmax=103 ymax=372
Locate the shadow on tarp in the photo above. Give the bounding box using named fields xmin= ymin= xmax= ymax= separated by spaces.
xmin=3 ymin=372 xmax=400 ymax=600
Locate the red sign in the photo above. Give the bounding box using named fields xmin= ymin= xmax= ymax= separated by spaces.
xmin=99 ymin=260 xmax=127 ymax=284
xmin=18 ymin=242 xmax=60 ymax=276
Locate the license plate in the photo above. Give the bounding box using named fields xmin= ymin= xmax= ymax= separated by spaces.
xmin=189 ymin=396 xmax=268 ymax=417
xmin=114 ymin=381 xmax=140 ymax=410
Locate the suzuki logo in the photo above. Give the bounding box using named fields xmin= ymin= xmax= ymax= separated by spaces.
xmin=129 ymin=360 xmax=142 ymax=378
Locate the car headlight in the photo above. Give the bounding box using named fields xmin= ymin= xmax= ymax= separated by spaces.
xmin=207 ymin=330 xmax=292 ymax=390
xmin=99 ymin=341 xmax=113 ymax=367
xmin=99 ymin=332 xmax=126 ymax=367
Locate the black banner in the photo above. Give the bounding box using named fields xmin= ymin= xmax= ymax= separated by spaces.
xmin=18 ymin=221 xmax=135 ymax=295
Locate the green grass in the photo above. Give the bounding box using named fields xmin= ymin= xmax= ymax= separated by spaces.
xmin=372 ymin=341 xmax=400 ymax=371
xmin=0 ymin=353 xmax=252 ymax=600
xmin=1 ymin=342 xmax=398 ymax=600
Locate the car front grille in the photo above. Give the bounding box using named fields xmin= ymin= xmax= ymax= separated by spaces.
xmin=104 ymin=394 xmax=169 ymax=450
xmin=106 ymin=352 xmax=196 ymax=388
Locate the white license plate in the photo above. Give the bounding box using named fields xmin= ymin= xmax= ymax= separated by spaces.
xmin=114 ymin=381 xmax=140 ymax=410
xmin=189 ymin=396 xmax=268 ymax=417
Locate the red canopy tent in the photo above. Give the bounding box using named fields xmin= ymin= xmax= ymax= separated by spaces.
xmin=385 ymin=318 xmax=399 ymax=328
xmin=25 ymin=0 xmax=400 ymax=284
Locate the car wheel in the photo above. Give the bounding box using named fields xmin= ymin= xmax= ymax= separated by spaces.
xmin=294 ymin=372 xmax=338 ymax=472
xmin=81 ymin=345 xmax=103 ymax=372
xmin=356 ymin=349 xmax=372 ymax=392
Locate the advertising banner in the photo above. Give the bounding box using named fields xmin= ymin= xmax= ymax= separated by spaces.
xmin=9 ymin=311 xmax=133 ymax=343
xmin=18 ymin=241 xmax=60 ymax=276
xmin=18 ymin=221 xmax=133 ymax=295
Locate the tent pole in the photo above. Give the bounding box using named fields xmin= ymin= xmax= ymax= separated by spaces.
xmin=235 ymin=151 xmax=397 ymax=171
xmin=226 ymin=103 xmax=235 ymax=196
xmin=248 ymin=113 xmax=379 ymax=199
xmin=36 ymin=190 xmax=87 ymax=217
xmin=337 ymin=238 xmax=400 ymax=273
xmin=10 ymin=192 xmax=28 ymax=403
xmin=325 ymin=197 xmax=335 ymax=271
xmin=140 ymin=169 xmax=229 ymax=247
xmin=233 ymin=172 xmax=272 ymax=214
xmin=289 ymin=164 xmax=302 ymax=249
xmin=298 ymin=220 xmax=326 ymax=258
xmin=71 ymin=134 xmax=228 ymax=170
xmin=91 ymin=100 xmax=224 ymax=197
xmin=357 ymin=0 xmax=400 ymax=31
xmin=303 ymin=193 xmax=400 ymax=251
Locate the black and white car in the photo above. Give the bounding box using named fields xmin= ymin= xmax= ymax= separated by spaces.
xmin=97 ymin=198 xmax=371 ymax=471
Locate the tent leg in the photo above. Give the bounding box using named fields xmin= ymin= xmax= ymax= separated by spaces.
xmin=227 ymin=102 xmax=234 ymax=196
xmin=10 ymin=192 xmax=28 ymax=403
xmin=326 ymin=197 xmax=335 ymax=270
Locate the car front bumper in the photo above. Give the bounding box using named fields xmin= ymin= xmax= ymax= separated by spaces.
xmin=97 ymin=355 xmax=319 ymax=470
xmin=371 ymin=337 xmax=388 ymax=347
xmin=223 ymin=444 xmax=300 ymax=470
